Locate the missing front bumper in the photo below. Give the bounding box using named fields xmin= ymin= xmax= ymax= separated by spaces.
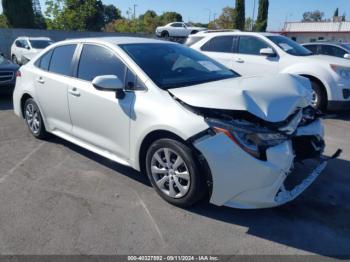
xmin=275 ymin=149 xmax=342 ymax=205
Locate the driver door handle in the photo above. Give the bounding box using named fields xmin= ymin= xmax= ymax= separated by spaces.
xmin=37 ymin=77 xmax=45 ymax=84
xmin=68 ymin=87 xmax=81 ymax=97
xmin=235 ymin=58 xmax=244 ymax=63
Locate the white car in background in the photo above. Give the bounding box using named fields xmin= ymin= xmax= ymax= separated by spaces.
xmin=13 ymin=37 xmax=338 ymax=209
xmin=11 ymin=37 xmax=54 ymax=65
xmin=156 ymin=22 xmax=206 ymax=38
xmin=188 ymin=31 xmax=350 ymax=111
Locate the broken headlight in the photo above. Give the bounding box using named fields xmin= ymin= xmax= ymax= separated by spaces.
xmin=206 ymin=118 xmax=288 ymax=159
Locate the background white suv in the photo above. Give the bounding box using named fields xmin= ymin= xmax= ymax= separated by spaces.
xmin=156 ymin=22 xmax=206 ymax=38
xmin=188 ymin=31 xmax=350 ymax=111
xmin=11 ymin=37 xmax=53 ymax=65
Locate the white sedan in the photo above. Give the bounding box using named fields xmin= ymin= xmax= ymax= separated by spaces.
xmin=13 ymin=37 xmax=338 ymax=209
xmin=156 ymin=22 xmax=206 ymax=38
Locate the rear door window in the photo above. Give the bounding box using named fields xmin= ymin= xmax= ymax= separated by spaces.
xmin=49 ymin=44 xmax=77 ymax=76
xmin=321 ymin=45 xmax=347 ymax=58
xmin=201 ymin=36 xmax=236 ymax=53
xmin=304 ymin=45 xmax=319 ymax=54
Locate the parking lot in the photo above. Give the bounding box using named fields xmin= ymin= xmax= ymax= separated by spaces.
xmin=0 ymin=94 xmax=349 ymax=256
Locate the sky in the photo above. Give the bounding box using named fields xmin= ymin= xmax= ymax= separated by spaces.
xmin=1 ymin=0 xmax=350 ymax=31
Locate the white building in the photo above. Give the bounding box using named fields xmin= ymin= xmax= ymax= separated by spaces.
xmin=281 ymin=21 xmax=350 ymax=43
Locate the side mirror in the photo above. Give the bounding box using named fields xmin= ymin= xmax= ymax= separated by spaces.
xmin=24 ymin=45 xmax=30 ymax=50
xmin=92 ymin=75 xmax=125 ymax=99
xmin=260 ymin=47 xmax=276 ymax=57
xmin=344 ymin=54 xmax=350 ymax=60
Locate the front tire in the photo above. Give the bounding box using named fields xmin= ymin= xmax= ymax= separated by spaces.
xmin=310 ymin=81 xmax=326 ymax=111
xmin=145 ymin=138 xmax=207 ymax=207
xmin=24 ymin=98 xmax=49 ymax=139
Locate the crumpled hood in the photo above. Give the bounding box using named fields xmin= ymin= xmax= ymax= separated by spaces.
xmin=168 ymin=74 xmax=312 ymax=123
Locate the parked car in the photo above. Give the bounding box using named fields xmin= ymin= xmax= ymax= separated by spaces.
xmin=11 ymin=37 xmax=54 ymax=65
xmin=156 ymin=22 xmax=206 ymax=38
xmin=188 ymin=31 xmax=350 ymax=111
xmin=0 ymin=53 xmax=20 ymax=95
xmin=302 ymin=42 xmax=350 ymax=60
xmin=13 ymin=37 xmax=337 ymax=209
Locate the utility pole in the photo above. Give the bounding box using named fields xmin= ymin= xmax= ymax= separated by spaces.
xmin=133 ymin=4 xmax=138 ymax=20
xmin=252 ymin=0 xmax=256 ymax=31
xmin=204 ymin=8 xmax=212 ymax=23
xmin=213 ymin=13 xmax=217 ymax=21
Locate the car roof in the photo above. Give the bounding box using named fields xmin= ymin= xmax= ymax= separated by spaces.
xmin=16 ymin=36 xmax=52 ymax=41
xmin=302 ymin=42 xmax=347 ymax=45
xmin=56 ymin=36 xmax=173 ymax=46
xmin=191 ymin=31 xmax=280 ymax=37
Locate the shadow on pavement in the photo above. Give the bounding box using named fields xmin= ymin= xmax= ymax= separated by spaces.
xmin=47 ymin=132 xmax=350 ymax=258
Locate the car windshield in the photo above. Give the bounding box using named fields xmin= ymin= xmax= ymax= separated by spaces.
xmin=185 ymin=23 xmax=194 ymax=27
xmin=29 ymin=40 xmax=53 ymax=49
xmin=267 ymin=35 xmax=313 ymax=56
xmin=0 ymin=55 xmax=5 ymax=64
xmin=341 ymin=43 xmax=350 ymax=51
xmin=120 ymin=43 xmax=238 ymax=89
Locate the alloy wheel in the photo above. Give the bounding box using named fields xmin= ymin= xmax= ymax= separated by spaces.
xmin=150 ymin=148 xmax=190 ymax=199
xmin=25 ymin=103 xmax=41 ymax=134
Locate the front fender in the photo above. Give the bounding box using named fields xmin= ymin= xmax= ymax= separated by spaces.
xmin=281 ymin=64 xmax=334 ymax=100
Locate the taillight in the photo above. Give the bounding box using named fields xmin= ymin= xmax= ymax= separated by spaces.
xmin=16 ymin=71 xmax=21 ymax=77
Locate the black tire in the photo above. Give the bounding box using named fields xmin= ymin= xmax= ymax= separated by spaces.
xmin=145 ymin=138 xmax=207 ymax=207
xmin=161 ymin=31 xmax=169 ymax=38
xmin=310 ymin=81 xmax=326 ymax=111
xmin=24 ymin=98 xmax=49 ymax=139
xmin=191 ymin=30 xmax=198 ymax=35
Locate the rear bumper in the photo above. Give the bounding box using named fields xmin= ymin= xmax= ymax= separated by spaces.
xmin=328 ymin=101 xmax=350 ymax=111
xmin=193 ymin=119 xmax=334 ymax=209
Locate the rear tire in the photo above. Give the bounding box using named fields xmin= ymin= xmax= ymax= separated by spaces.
xmin=161 ymin=31 xmax=169 ymax=38
xmin=24 ymin=98 xmax=49 ymax=139
xmin=145 ymin=138 xmax=207 ymax=207
xmin=310 ymin=81 xmax=326 ymax=111
xmin=191 ymin=30 xmax=198 ymax=34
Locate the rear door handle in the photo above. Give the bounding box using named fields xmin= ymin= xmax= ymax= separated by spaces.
xmin=68 ymin=87 xmax=81 ymax=97
xmin=235 ymin=58 xmax=244 ymax=63
xmin=37 ymin=77 xmax=45 ymax=84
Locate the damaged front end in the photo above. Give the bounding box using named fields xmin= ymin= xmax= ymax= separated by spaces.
xmin=188 ymin=104 xmax=341 ymax=208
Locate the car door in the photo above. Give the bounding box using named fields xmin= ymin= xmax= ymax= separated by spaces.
xmin=231 ymin=35 xmax=279 ymax=76
xmin=170 ymin=23 xmax=184 ymax=37
xmin=67 ymin=44 xmax=135 ymax=160
xmin=200 ymin=35 xmax=237 ymax=68
xmin=35 ymin=44 xmax=77 ymax=134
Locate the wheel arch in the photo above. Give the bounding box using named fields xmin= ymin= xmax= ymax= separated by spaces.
xmin=138 ymin=129 xmax=213 ymax=196
xmin=299 ymin=74 xmax=329 ymax=103
xmin=20 ymin=93 xmax=33 ymax=118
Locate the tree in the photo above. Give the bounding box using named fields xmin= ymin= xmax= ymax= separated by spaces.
xmin=0 ymin=14 xmax=8 ymax=28
xmin=253 ymin=0 xmax=269 ymax=32
xmin=103 ymin=4 xmax=122 ymax=24
xmin=302 ymin=10 xmax=324 ymax=22
xmin=159 ymin=12 xmax=183 ymax=24
xmin=215 ymin=7 xmax=236 ymax=29
xmin=234 ymin=0 xmax=245 ymax=30
xmin=45 ymin=0 xmax=105 ymax=31
xmin=139 ymin=10 xmax=160 ymax=33
xmin=334 ymin=8 xmax=339 ymax=17
xmin=2 ymin=0 xmax=35 ymax=28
